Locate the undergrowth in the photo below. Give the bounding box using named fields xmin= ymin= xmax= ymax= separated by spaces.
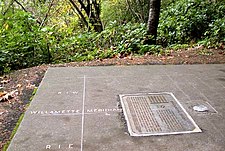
xmin=0 ymin=0 xmax=224 ymax=74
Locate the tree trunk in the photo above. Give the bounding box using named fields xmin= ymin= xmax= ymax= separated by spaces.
xmin=90 ymin=0 xmax=103 ymax=32
xmin=69 ymin=0 xmax=103 ymax=32
xmin=147 ymin=0 xmax=161 ymax=44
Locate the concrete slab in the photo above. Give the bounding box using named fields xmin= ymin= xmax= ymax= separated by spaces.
xmin=7 ymin=64 xmax=225 ymax=151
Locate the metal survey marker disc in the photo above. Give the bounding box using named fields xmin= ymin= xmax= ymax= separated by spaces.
xmin=119 ymin=92 xmax=202 ymax=136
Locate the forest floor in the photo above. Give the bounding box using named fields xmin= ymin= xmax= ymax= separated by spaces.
xmin=0 ymin=47 xmax=225 ymax=150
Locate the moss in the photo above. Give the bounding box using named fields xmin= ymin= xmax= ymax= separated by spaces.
xmin=2 ymin=113 xmax=25 ymax=151
xmin=2 ymin=87 xmax=38 ymax=151
xmin=28 ymin=87 xmax=38 ymax=104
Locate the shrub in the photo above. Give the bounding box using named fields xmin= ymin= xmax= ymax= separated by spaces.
xmin=158 ymin=0 xmax=225 ymax=46
xmin=0 ymin=10 xmax=50 ymax=73
xmin=50 ymin=21 xmax=152 ymax=63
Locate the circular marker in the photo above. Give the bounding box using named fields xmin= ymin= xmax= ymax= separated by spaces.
xmin=193 ymin=105 xmax=208 ymax=112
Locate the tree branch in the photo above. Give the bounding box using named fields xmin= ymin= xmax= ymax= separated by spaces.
xmin=2 ymin=0 xmax=14 ymax=16
xmin=77 ymin=0 xmax=88 ymax=15
xmin=14 ymin=0 xmax=27 ymax=12
xmin=125 ymin=0 xmax=142 ymax=21
xmin=14 ymin=0 xmax=42 ymax=25
xmin=39 ymin=0 xmax=55 ymax=28
xmin=68 ymin=0 xmax=89 ymax=28
xmin=137 ymin=0 xmax=144 ymax=22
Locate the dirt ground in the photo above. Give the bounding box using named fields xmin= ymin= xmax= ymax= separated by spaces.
xmin=0 ymin=48 xmax=225 ymax=150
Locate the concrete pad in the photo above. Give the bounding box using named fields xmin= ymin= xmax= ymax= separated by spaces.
xmin=7 ymin=64 xmax=225 ymax=151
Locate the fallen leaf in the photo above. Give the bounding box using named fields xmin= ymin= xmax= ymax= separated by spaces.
xmin=167 ymin=56 xmax=174 ymax=59
xmin=16 ymin=84 xmax=22 ymax=88
xmin=0 ymin=90 xmax=18 ymax=102
xmin=161 ymin=57 xmax=166 ymax=60
xmin=0 ymin=109 xmax=8 ymax=115
xmin=145 ymin=52 xmax=150 ymax=56
xmin=0 ymin=91 xmax=7 ymax=97
xmin=26 ymin=83 xmax=36 ymax=89
xmin=128 ymin=55 xmax=133 ymax=60
xmin=0 ymin=79 xmax=10 ymax=84
xmin=117 ymin=53 xmax=121 ymax=58
xmin=195 ymin=45 xmax=204 ymax=50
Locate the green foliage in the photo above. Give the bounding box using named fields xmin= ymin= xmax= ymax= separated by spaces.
xmin=158 ymin=0 xmax=225 ymax=46
xmin=204 ymin=16 xmax=225 ymax=44
xmin=30 ymin=87 xmax=38 ymax=101
xmin=101 ymin=0 xmax=130 ymax=26
xmin=101 ymin=0 xmax=149 ymax=26
xmin=50 ymin=22 xmax=155 ymax=63
xmin=161 ymin=0 xmax=175 ymax=8
xmin=96 ymin=22 xmax=147 ymax=53
xmin=0 ymin=10 xmax=50 ymax=73
xmin=1 ymin=0 xmax=225 ymax=74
